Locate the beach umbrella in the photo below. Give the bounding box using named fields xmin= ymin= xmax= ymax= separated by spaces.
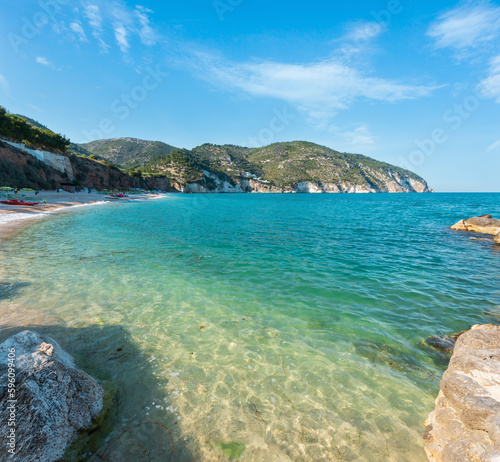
xmin=0 ymin=187 xmax=13 ymax=197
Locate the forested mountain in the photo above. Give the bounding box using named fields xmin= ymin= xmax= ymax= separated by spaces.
xmin=138 ymin=141 xmax=432 ymax=193
xmin=79 ymin=138 xmax=177 ymax=168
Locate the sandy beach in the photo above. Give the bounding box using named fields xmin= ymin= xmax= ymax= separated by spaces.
xmin=0 ymin=191 xmax=160 ymax=240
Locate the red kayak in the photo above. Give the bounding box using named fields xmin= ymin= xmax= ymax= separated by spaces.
xmin=0 ymin=200 xmax=39 ymax=206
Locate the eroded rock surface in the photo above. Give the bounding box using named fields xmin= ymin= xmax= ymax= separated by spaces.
xmin=450 ymin=215 xmax=500 ymax=236
xmin=0 ymin=330 xmax=104 ymax=461
xmin=424 ymin=324 xmax=500 ymax=461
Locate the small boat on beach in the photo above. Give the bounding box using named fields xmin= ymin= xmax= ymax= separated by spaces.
xmin=0 ymin=186 xmax=43 ymax=206
xmin=0 ymin=199 xmax=39 ymax=206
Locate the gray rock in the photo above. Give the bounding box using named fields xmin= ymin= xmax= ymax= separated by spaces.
xmin=0 ymin=330 xmax=104 ymax=461
xmin=481 ymin=450 xmax=500 ymax=462
xmin=425 ymin=325 xmax=500 ymax=461
xmin=485 ymin=415 xmax=500 ymax=446
xmin=461 ymin=396 xmax=500 ymax=431
xmin=450 ymin=216 xmax=500 ymax=236
xmin=443 ymin=440 xmax=490 ymax=462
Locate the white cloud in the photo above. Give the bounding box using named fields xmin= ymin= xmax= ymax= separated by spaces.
xmin=70 ymin=21 xmax=87 ymax=42
xmin=333 ymin=21 xmax=386 ymax=63
xmin=36 ymin=57 xmax=51 ymax=66
xmin=428 ymin=1 xmax=500 ymax=57
xmin=343 ymin=21 xmax=385 ymax=43
xmin=135 ymin=5 xmax=159 ymax=46
xmin=35 ymin=56 xmax=61 ymax=71
xmin=84 ymin=4 xmax=102 ymax=32
xmin=487 ymin=139 xmax=500 ymax=152
xmin=187 ymin=51 xmax=437 ymax=122
xmin=78 ymin=2 xmax=159 ymax=55
xmin=479 ymin=54 xmax=500 ymax=101
xmin=84 ymin=3 xmax=109 ymax=52
xmin=113 ymin=23 xmax=130 ymax=54
xmin=343 ymin=125 xmax=376 ymax=152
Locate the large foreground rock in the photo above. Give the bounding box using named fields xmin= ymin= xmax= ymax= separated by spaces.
xmin=450 ymin=215 xmax=500 ymax=236
xmin=424 ymin=324 xmax=500 ymax=461
xmin=0 ymin=330 xmax=104 ymax=461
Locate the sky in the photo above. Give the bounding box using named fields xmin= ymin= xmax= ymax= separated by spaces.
xmin=1 ymin=0 xmax=499 ymax=192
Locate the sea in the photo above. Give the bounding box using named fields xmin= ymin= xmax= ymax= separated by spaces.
xmin=1 ymin=193 xmax=499 ymax=461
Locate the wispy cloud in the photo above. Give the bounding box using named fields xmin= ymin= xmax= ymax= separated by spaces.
xmin=342 ymin=21 xmax=385 ymax=43
xmin=479 ymin=54 xmax=500 ymax=101
xmin=36 ymin=57 xmax=51 ymax=66
xmin=78 ymin=2 xmax=158 ymax=56
xmin=70 ymin=21 xmax=87 ymax=42
xmin=427 ymin=1 xmax=500 ymax=58
xmin=333 ymin=21 xmax=386 ymax=63
xmin=135 ymin=5 xmax=159 ymax=46
xmin=185 ymin=51 xmax=437 ymax=123
xmin=83 ymin=3 xmax=109 ymax=52
xmin=84 ymin=4 xmax=102 ymax=31
xmin=342 ymin=125 xmax=376 ymax=152
xmin=487 ymin=139 xmax=500 ymax=152
xmin=113 ymin=23 xmax=130 ymax=54
xmin=35 ymin=56 xmax=61 ymax=71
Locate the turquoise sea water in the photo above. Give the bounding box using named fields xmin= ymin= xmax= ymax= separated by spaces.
xmin=1 ymin=193 xmax=500 ymax=461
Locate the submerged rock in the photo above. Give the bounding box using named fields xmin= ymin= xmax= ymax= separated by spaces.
xmin=424 ymin=330 xmax=468 ymax=356
xmin=0 ymin=330 xmax=104 ymax=461
xmin=495 ymin=232 xmax=500 ymax=244
xmin=450 ymin=215 xmax=500 ymax=236
xmin=424 ymin=324 xmax=500 ymax=462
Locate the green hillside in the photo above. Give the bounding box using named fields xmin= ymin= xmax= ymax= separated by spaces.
xmin=245 ymin=141 xmax=426 ymax=188
xmin=79 ymin=138 xmax=177 ymax=168
xmin=14 ymin=114 xmax=50 ymax=131
xmin=0 ymin=106 xmax=70 ymax=153
xmin=139 ymin=140 xmax=430 ymax=191
xmin=142 ymin=148 xmax=206 ymax=184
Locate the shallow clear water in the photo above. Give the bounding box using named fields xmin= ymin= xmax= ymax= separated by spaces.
xmin=1 ymin=193 xmax=500 ymax=461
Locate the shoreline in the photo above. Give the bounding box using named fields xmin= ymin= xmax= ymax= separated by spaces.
xmin=0 ymin=191 xmax=164 ymax=240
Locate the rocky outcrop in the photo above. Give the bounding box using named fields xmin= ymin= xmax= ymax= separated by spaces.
xmin=0 ymin=141 xmax=172 ymax=191
xmin=3 ymin=140 xmax=75 ymax=180
xmin=450 ymin=215 xmax=500 ymax=236
xmin=0 ymin=330 xmax=104 ymax=461
xmin=424 ymin=324 xmax=500 ymax=462
xmin=495 ymin=233 xmax=500 ymax=244
xmin=424 ymin=330 xmax=468 ymax=355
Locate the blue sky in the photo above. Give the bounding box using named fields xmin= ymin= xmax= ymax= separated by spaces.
xmin=1 ymin=0 xmax=499 ymax=192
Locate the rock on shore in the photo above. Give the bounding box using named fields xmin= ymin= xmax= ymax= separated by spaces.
xmin=424 ymin=324 xmax=500 ymax=461
xmin=0 ymin=330 xmax=104 ymax=461
xmin=450 ymin=215 xmax=500 ymax=236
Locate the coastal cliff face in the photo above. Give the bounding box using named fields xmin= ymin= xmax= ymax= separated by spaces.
xmin=178 ymin=171 xmax=430 ymax=193
xmin=0 ymin=141 xmax=171 ymax=191
xmin=424 ymin=325 xmax=500 ymax=462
